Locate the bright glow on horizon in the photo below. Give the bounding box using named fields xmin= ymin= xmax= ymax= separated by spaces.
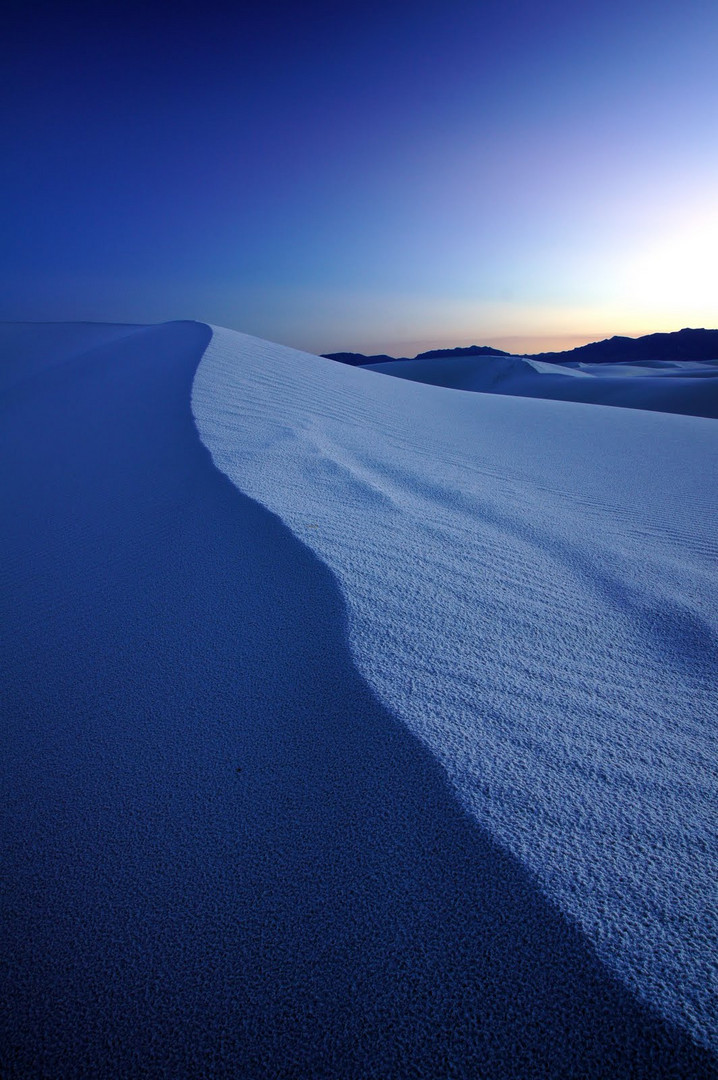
xmin=2 ymin=2 xmax=717 ymax=352
xmin=276 ymin=289 xmax=716 ymax=358
xmin=621 ymin=206 xmax=718 ymax=315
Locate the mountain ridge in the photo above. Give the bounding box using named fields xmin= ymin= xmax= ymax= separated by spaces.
xmin=324 ymin=327 xmax=718 ymax=367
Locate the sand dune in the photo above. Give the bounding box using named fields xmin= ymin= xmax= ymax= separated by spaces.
xmin=2 ymin=321 xmax=716 ymax=1077
xmin=195 ymin=327 xmax=718 ymax=1052
xmin=365 ymin=351 xmax=718 ymax=417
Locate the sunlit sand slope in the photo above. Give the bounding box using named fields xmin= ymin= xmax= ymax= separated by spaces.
xmin=195 ymin=326 xmax=718 ymax=1053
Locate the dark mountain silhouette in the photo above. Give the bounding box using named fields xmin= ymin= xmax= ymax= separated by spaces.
xmin=416 ymin=344 xmax=512 ymax=360
xmin=323 ymin=351 xmax=403 ymax=366
xmin=323 ymin=344 xmax=511 ymax=366
xmin=324 ymin=328 xmax=718 ymax=367
xmin=527 ymin=328 xmax=718 ymax=364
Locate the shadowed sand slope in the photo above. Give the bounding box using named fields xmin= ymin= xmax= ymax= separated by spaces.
xmin=1 ymin=322 xmax=715 ymax=1078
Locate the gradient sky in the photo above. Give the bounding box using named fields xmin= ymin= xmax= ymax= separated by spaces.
xmin=2 ymin=0 xmax=717 ymax=355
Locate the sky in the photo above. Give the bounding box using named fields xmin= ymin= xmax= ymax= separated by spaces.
xmin=2 ymin=0 xmax=717 ymax=356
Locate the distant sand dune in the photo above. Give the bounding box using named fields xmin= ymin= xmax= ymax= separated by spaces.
xmin=365 ymin=351 xmax=718 ymax=417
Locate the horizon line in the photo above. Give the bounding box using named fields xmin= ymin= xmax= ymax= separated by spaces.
xmin=320 ymin=326 xmax=717 ymax=360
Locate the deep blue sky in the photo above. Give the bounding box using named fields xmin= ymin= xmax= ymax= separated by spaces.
xmin=2 ymin=0 xmax=717 ymax=354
